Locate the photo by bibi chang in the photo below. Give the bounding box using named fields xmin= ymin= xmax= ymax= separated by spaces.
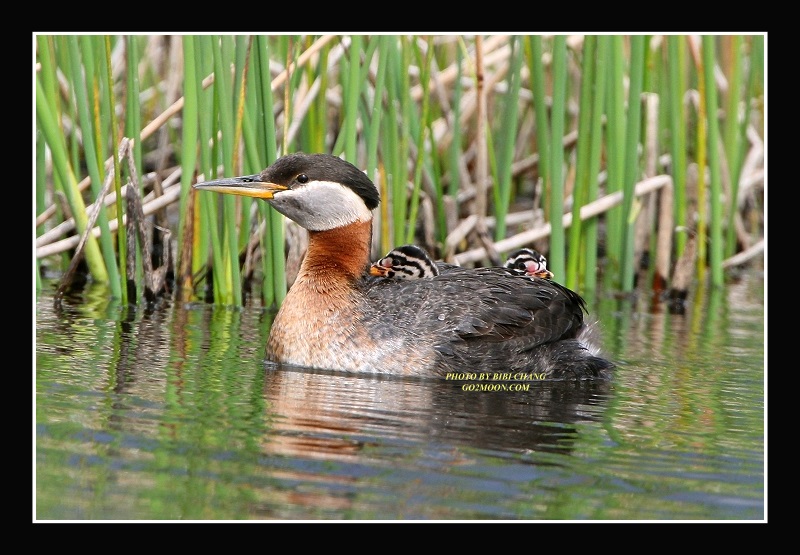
xmin=446 ymin=371 xmax=550 ymax=392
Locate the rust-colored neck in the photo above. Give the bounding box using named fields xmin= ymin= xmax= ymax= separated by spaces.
xmin=267 ymin=219 xmax=373 ymax=366
xmin=298 ymin=219 xmax=372 ymax=283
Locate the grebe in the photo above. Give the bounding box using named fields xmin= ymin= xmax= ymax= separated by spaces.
xmin=371 ymin=245 xmax=553 ymax=281
xmin=370 ymin=245 xmax=442 ymax=279
xmin=193 ymin=153 xmax=613 ymax=380
xmin=504 ymin=248 xmax=554 ymax=280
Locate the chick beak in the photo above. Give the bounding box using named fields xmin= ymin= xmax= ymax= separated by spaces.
xmin=193 ymin=174 xmax=289 ymax=199
xmin=369 ymin=263 xmax=390 ymax=277
xmin=534 ymin=269 xmax=555 ymax=280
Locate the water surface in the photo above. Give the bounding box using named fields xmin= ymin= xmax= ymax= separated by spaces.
xmin=34 ymin=273 xmax=765 ymax=521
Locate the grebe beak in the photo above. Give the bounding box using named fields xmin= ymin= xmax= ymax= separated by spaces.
xmin=533 ymin=269 xmax=555 ymax=280
xmin=193 ymin=175 xmax=289 ymax=199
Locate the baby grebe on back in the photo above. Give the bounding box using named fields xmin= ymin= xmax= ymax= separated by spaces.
xmin=504 ymin=248 xmax=554 ymax=280
xmin=370 ymin=244 xmax=554 ymax=281
xmin=193 ymin=153 xmax=613 ymax=380
xmin=370 ymin=245 xmax=442 ymax=279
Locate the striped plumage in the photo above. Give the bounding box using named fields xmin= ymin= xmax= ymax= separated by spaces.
xmin=372 ymin=245 xmax=554 ymax=281
xmin=504 ymin=248 xmax=554 ymax=279
xmin=370 ymin=244 xmax=440 ymax=279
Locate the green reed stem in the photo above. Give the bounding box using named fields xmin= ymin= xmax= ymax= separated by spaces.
xmin=102 ymin=36 xmax=126 ymax=302
xmin=493 ymin=36 xmax=523 ymax=243
xmin=194 ymin=36 xmax=223 ymax=304
xmin=567 ymin=35 xmax=596 ymax=290
xmin=255 ymin=35 xmax=285 ymax=307
xmin=217 ymin=35 xmax=244 ymax=306
xmin=177 ymin=35 xmax=199 ymax=299
xmin=381 ymin=55 xmax=400 ymax=250
xmin=306 ymin=37 xmax=329 ymax=155
xmin=695 ymin=40 xmax=709 ymax=283
xmin=233 ymin=36 xmax=253 ymax=261
xmin=343 ymin=35 xmax=363 ymax=161
xmin=387 ymin=39 xmax=409 ymax=247
xmin=121 ymin=36 xmax=144 ymax=296
xmin=36 ymin=129 xmax=46 ymax=235
xmin=68 ymin=36 xmax=121 ymax=297
xmin=548 ymin=35 xmax=567 ymax=280
xmin=723 ymin=35 xmax=744 ymax=259
xmin=702 ymin=36 xmax=725 ymax=287
xmin=36 ymin=77 xmax=109 ymax=283
xmin=266 ymin=153 xmax=286 ymax=299
xmin=620 ymin=35 xmax=646 ymax=292
xmin=447 ymin=43 xmax=464 ymax=201
xmin=366 ymin=37 xmax=389 ymax=255
xmin=125 ymin=37 xmax=143 ymax=194
xmin=36 ymin=36 xmax=64 ymax=272
xmin=741 ymin=35 xmax=764 ymax=242
xmin=604 ymin=36 xmax=626 ymax=286
xmin=527 ymin=36 xmax=551 ymax=222
xmin=406 ymin=37 xmax=435 ymax=245
xmin=667 ymin=36 xmax=688 ymax=259
xmin=367 ymin=37 xmax=390 ymax=194
xmin=582 ymin=35 xmax=609 ymax=297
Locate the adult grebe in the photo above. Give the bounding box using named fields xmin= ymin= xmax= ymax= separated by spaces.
xmin=193 ymin=153 xmax=613 ymax=380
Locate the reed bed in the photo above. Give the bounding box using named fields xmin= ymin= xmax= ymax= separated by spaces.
xmin=35 ymin=34 xmax=765 ymax=310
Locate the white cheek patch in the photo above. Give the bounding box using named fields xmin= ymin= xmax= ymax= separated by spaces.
xmin=269 ymin=181 xmax=374 ymax=231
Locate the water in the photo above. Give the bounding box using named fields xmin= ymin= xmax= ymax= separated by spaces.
xmin=34 ymin=272 xmax=765 ymax=521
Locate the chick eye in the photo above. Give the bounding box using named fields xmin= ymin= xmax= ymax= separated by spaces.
xmin=297 ymin=174 xmax=309 ymax=184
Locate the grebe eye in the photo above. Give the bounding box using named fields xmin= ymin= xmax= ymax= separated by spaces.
xmin=297 ymin=174 xmax=309 ymax=184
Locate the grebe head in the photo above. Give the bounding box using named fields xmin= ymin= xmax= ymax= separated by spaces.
xmin=193 ymin=153 xmax=379 ymax=231
xmin=369 ymin=245 xmax=440 ymax=279
xmin=505 ymin=248 xmax=554 ymax=279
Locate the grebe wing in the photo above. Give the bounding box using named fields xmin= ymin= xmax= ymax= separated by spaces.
xmin=361 ymin=266 xmax=586 ymax=353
